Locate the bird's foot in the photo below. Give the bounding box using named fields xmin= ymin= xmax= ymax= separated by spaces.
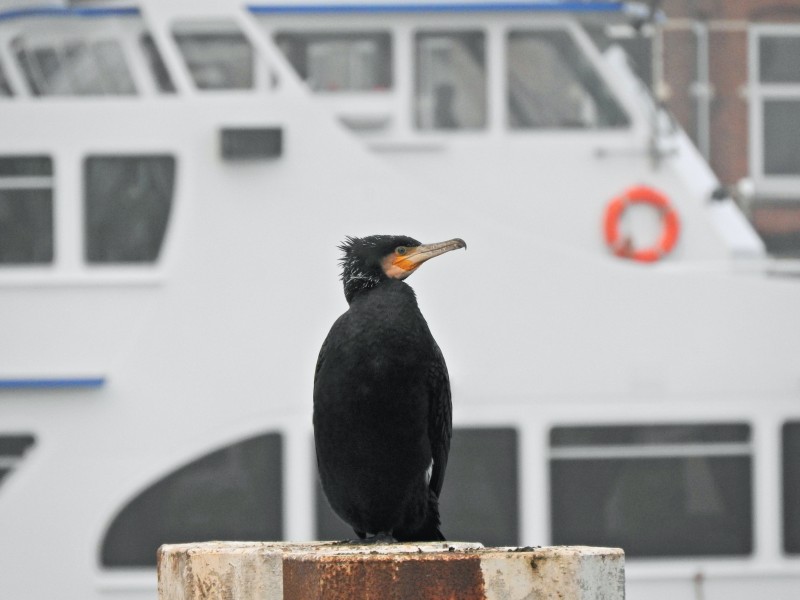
xmin=337 ymin=532 xmax=397 ymax=545
xmin=361 ymin=533 xmax=397 ymax=544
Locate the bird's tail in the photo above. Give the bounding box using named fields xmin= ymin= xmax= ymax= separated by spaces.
xmin=417 ymin=522 xmax=446 ymax=542
xmin=395 ymin=490 xmax=446 ymax=542
xmin=395 ymin=519 xmax=445 ymax=542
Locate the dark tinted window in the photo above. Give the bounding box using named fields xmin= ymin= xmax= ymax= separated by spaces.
xmin=13 ymin=36 xmax=135 ymax=96
xmin=174 ymin=24 xmax=253 ymax=90
xmin=0 ymin=156 xmax=53 ymax=264
xmin=551 ymin=423 xmax=750 ymax=446
xmin=84 ymin=155 xmax=174 ymax=263
xmin=316 ymin=427 xmax=518 ymax=546
xmin=550 ymin=423 xmax=752 ymax=557
xmin=101 ymin=433 xmax=283 ymax=567
xmin=275 ymin=31 xmax=391 ymax=92
xmin=0 ymin=59 xmax=12 ymax=96
xmin=0 ymin=156 xmax=52 ymax=177
xmin=439 ymin=427 xmax=518 ymax=546
xmin=0 ymin=434 xmax=36 ymax=489
xmin=140 ymin=34 xmax=176 ymax=93
xmin=507 ymin=29 xmax=628 ymax=129
xmin=415 ymin=31 xmax=486 ymax=130
xmin=221 ymin=127 xmax=283 ymax=160
xmin=760 ymin=36 xmax=800 ymax=83
xmin=763 ymin=100 xmax=800 ymax=176
xmin=0 ymin=434 xmax=36 ymax=456
xmin=784 ymin=421 xmax=800 ymax=554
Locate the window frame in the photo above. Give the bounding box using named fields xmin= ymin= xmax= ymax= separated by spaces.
xmin=0 ymin=155 xmax=54 ymax=266
xmin=83 ymin=154 xmax=176 ymax=265
xmin=505 ymin=26 xmax=631 ymax=131
xmin=171 ymin=20 xmax=268 ymax=92
xmin=100 ymin=432 xmax=284 ymax=568
xmin=504 ymin=20 xmax=632 ymax=135
xmin=548 ymin=422 xmax=754 ymax=558
xmin=748 ymin=24 xmax=800 ymax=198
xmin=10 ymin=32 xmax=138 ymax=97
xmin=314 ymin=426 xmax=520 ymax=546
xmin=783 ymin=421 xmax=800 ymax=555
xmin=412 ymin=28 xmax=488 ymax=132
xmin=274 ymin=30 xmax=393 ymax=94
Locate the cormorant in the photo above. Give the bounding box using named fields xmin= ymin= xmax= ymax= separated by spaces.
xmin=314 ymin=235 xmax=466 ymax=543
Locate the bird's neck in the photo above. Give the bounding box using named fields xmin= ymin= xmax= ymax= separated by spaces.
xmin=343 ymin=273 xmax=382 ymax=304
xmin=345 ymin=276 xmax=415 ymax=305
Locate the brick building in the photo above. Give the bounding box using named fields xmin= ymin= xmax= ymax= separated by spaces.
xmin=657 ymin=0 xmax=800 ymax=256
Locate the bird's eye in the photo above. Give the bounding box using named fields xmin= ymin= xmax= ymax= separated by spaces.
xmin=396 ymin=246 xmax=407 ymax=255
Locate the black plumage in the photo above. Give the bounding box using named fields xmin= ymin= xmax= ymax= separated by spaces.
xmin=313 ymin=235 xmax=465 ymax=542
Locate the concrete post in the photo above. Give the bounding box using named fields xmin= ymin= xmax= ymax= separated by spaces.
xmin=158 ymin=541 xmax=625 ymax=600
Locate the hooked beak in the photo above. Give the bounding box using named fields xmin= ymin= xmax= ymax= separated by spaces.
xmin=384 ymin=238 xmax=467 ymax=279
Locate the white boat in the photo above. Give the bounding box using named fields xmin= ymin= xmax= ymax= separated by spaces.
xmin=0 ymin=1 xmax=798 ymax=598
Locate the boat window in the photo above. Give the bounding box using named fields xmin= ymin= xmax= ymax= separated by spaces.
xmin=316 ymin=427 xmax=518 ymax=546
xmin=0 ymin=156 xmax=53 ymax=264
xmin=11 ymin=36 xmax=136 ymax=96
xmin=84 ymin=155 xmax=174 ymax=264
xmin=415 ymin=31 xmax=486 ymax=130
xmin=0 ymin=59 xmax=12 ymax=96
xmin=784 ymin=421 xmax=800 ymax=554
xmin=173 ymin=22 xmax=254 ymax=90
xmin=507 ymin=29 xmax=629 ymax=129
xmin=0 ymin=434 xmax=35 ymax=488
xmin=140 ymin=34 xmax=176 ymax=94
xmin=101 ymin=433 xmax=283 ymax=567
xmin=274 ymin=31 xmax=391 ymax=92
xmin=550 ymin=423 xmax=752 ymax=557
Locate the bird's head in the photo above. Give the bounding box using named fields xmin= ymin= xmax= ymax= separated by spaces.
xmin=339 ymin=235 xmax=466 ymax=303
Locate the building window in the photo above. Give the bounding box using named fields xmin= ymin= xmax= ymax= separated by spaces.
xmin=275 ymin=31 xmax=391 ymax=93
xmin=12 ymin=36 xmax=136 ymax=96
xmin=759 ymin=35 xmax=800 ymax=83
xmin=0 ymin=434 xmax=35 ymax=488
xmin=507 ymin=29 xmax=628 ymax=129
xmin=784 ymin=421 xmax=800 ymax=554
xmin=750 ymin=27 xmax=800 ymax=187
xmin=173 ymin=22 xmax=254 ymax=90
xmin=550 ymin=423 xmax=753 ymax=557
xmin=0 ymin=156 xmax=53 ymax=264
xmin=101 ymin=433 xmax=283 ymax=567
xmin=762 ymin=100 xmax=800 ymax=176
xmin=316 ymin=427 xmax=518 ymax=546
xmin=415 ymin=31 xmax=486 ymax=130
xmin=84 ymin=155 xmax=175 ymax=264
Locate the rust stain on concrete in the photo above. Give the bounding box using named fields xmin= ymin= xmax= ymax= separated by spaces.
xmin=283 ymin=552 xmax=485 ymax=600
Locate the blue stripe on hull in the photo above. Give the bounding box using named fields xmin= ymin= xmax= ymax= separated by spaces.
xmin=247 ymin=2 xmax=626 ymax=15
xmin=0 ymin=7 xmax=139 ymax=22
xmin=0 ymin=3 xmax=624 ymax=21
xmin=0 ymin=378 xmax=106 ymax=389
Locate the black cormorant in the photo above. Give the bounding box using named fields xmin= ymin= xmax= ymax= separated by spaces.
xmin=314 ymin=235 xmax=466 ymax=542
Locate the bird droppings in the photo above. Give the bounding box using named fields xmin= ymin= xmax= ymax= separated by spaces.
xmin=158 ymin=542 xmax=625 ymax=600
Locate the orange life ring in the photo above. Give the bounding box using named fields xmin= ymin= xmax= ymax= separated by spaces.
xmin=603 ymin=185 xmax=680 ymax=263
